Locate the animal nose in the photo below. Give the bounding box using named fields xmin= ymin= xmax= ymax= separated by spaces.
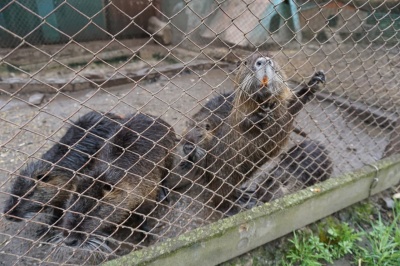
xmin=255 ymin=57 xmax=271 ymax=67
xmin=64 ymin=237 xmax=79 ymax=247
xmin=183 ymin=142 xmax=195 ymax=155
xmin=63 ymin=231 xmax=83 ymax=247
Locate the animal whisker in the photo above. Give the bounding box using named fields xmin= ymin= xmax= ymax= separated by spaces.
xmin=84 ymin=239 xmax=109 ymax=263
xmin=46 ymin=233 xmax=63 ymax=245
xmin=22 ymin=212 xmax=36 ymax=220
xmin=90 ymin=237 xmax=114 ymax=253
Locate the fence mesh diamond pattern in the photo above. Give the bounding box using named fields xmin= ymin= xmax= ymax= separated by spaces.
xmin=0 ymin=0 xmax=399 ymax=265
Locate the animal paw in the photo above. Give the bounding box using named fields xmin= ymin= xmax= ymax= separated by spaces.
xmin=235 ymin=182 xmax=259 ymax=209
xmin=309 ymin=70 xmax=326 ymax=86
xmin=236 ymin=192 xmax=258 ymax=209
xmin=239 ymin=181 xmax=258 ymax=194
xmin=249 ymin=103 xmax=276 ymax=125
xmin=157 ymin=187 xmax=169 ymax=203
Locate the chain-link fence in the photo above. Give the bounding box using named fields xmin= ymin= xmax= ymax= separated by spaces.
xmin=0 ymin=0 xmax=399 ymax=265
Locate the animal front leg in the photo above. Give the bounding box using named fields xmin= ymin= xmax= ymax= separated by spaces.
xmin=289 ymin=70 xmax=326 ymax=116
xmin=299 ymin=70 xmax=325 ymax=102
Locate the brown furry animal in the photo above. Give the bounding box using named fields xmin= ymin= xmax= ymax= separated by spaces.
xmin=185 ymin=92 xmax=235 ymax=150
xmin=56 ymin=113 xmax=176 ymax=252
xmin=236 ymin=139 xmax=333 ymax=209
xmin=164 ymin=92 xmax=234 ymax=189
xmin=173 ymin=54 xmax=325 ymax=212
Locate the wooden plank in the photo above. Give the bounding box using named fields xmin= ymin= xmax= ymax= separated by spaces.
xmin=106 ymin=0 xmax=156 ymax=38
xmin=20 ymin=49 xmax=138 ymax=72
xmin=103 ymin=154 xmax=400 ymax=266
xmin=0 ymin=60 xmax=229 ymax=94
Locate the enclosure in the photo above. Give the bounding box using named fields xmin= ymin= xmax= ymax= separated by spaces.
xmin=0 ymin=0 xmax=399 ymax=265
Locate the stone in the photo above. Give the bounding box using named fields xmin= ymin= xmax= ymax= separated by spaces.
xmin=28 ymin=93 xmax=45 ymax=105
xmin=383 ymin=197 xmax=395 ymax=210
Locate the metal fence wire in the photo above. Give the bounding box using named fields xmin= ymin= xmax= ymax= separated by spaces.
xmin=0 ymin=0 xmax=399 ymax=265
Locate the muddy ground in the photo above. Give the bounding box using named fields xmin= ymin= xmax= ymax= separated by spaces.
xmin=0 ymin=39 xmax=396 ymax=265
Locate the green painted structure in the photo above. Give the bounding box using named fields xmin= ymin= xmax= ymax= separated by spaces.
xmin=0 ymin=0 xmax=107 ymax=47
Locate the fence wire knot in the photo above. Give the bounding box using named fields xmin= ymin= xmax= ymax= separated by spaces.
xmin=367 ymin=163 xmax=380 ymax=197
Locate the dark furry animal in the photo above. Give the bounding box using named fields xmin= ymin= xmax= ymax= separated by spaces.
xmin=3 ymin=111 xmax=123 ymax=224
xmin=170 ymin=53 xmax=325 ymax=211
xmin=183 ymin=92 xmax=235 ymax=161
xmin=237 ymin=139 xmax=333 ymax=209
xmin=57 ymin=113 xmax=176 ymax=252
xmin=164 ymin=92 xmax=234 ymax=189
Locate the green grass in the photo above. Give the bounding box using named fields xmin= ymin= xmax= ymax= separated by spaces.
xmin=281 ymin=201 xmax=400 ymax=266
xmin=282 ymin=222 xmax=362 ymax=266
xmin=355 ymin=203 xmax=400 ymax=265
xmin=0 ymin=63 xmax=22 ymax=73
xmin=283 ymin=232 xmax=335 ymax=265
xmin=222 ymin=199 xmax=400 ymax=266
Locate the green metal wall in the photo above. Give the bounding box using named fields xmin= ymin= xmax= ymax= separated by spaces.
xmin=0 ymin=0 xmax=42 ymax=47
xmin=0 ymin=0 xmax=107 ymax=47
xmin=52 ymin=0 xmax=107 ymax=42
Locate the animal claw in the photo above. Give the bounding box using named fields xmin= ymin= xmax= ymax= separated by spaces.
xmin=239 ymin=182 xmax=258 ymax=193
xmin=312 ymin=71 xmax=326 ymax=84
xmin=236 ymin=193 xmax=257 ymax=209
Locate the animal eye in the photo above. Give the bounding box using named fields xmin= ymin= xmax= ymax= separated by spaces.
xmin=244 ymin=61 xmax=247 ymax=65
xmin=205 ymin=123 xmax=211 ymax=131
xmin=37 ymin=174 xmax=51 ymax=183
xmin=103 ymin=183 xmax=113 ymax=192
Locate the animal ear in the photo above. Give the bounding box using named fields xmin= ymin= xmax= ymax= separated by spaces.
xmin=103 ymin=183 xmax=113 ymax=193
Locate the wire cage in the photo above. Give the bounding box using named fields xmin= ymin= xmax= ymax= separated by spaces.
xmin=0 ymin=0 xmax=399 ymax=265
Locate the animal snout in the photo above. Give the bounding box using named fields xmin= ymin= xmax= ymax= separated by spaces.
xmin=3 ymin=196 xmax=28 ymax=222
xmin=183 ymin=142 xmax=195 ymax=156
xmin=63 ymin=230 xmax=84 ymax=247
xmin=64 ymin=237 xmax=79 ymax=247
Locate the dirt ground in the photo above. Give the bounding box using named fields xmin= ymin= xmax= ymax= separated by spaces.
xmin=1 ymin=38 xmax=399 ymax=110
xmin=0 ymin=39 xmax=396 ymax=265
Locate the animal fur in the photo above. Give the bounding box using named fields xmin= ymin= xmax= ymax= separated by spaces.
xmin=237 ymin=139 xmax=333 ymax=209
xmin=58 ymin=113 xmax=176 ymax=251
xmin=3 ymin=111 xmax=123 ymax=224
xmin=170 ymin=53 xmax=325 ymax=212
